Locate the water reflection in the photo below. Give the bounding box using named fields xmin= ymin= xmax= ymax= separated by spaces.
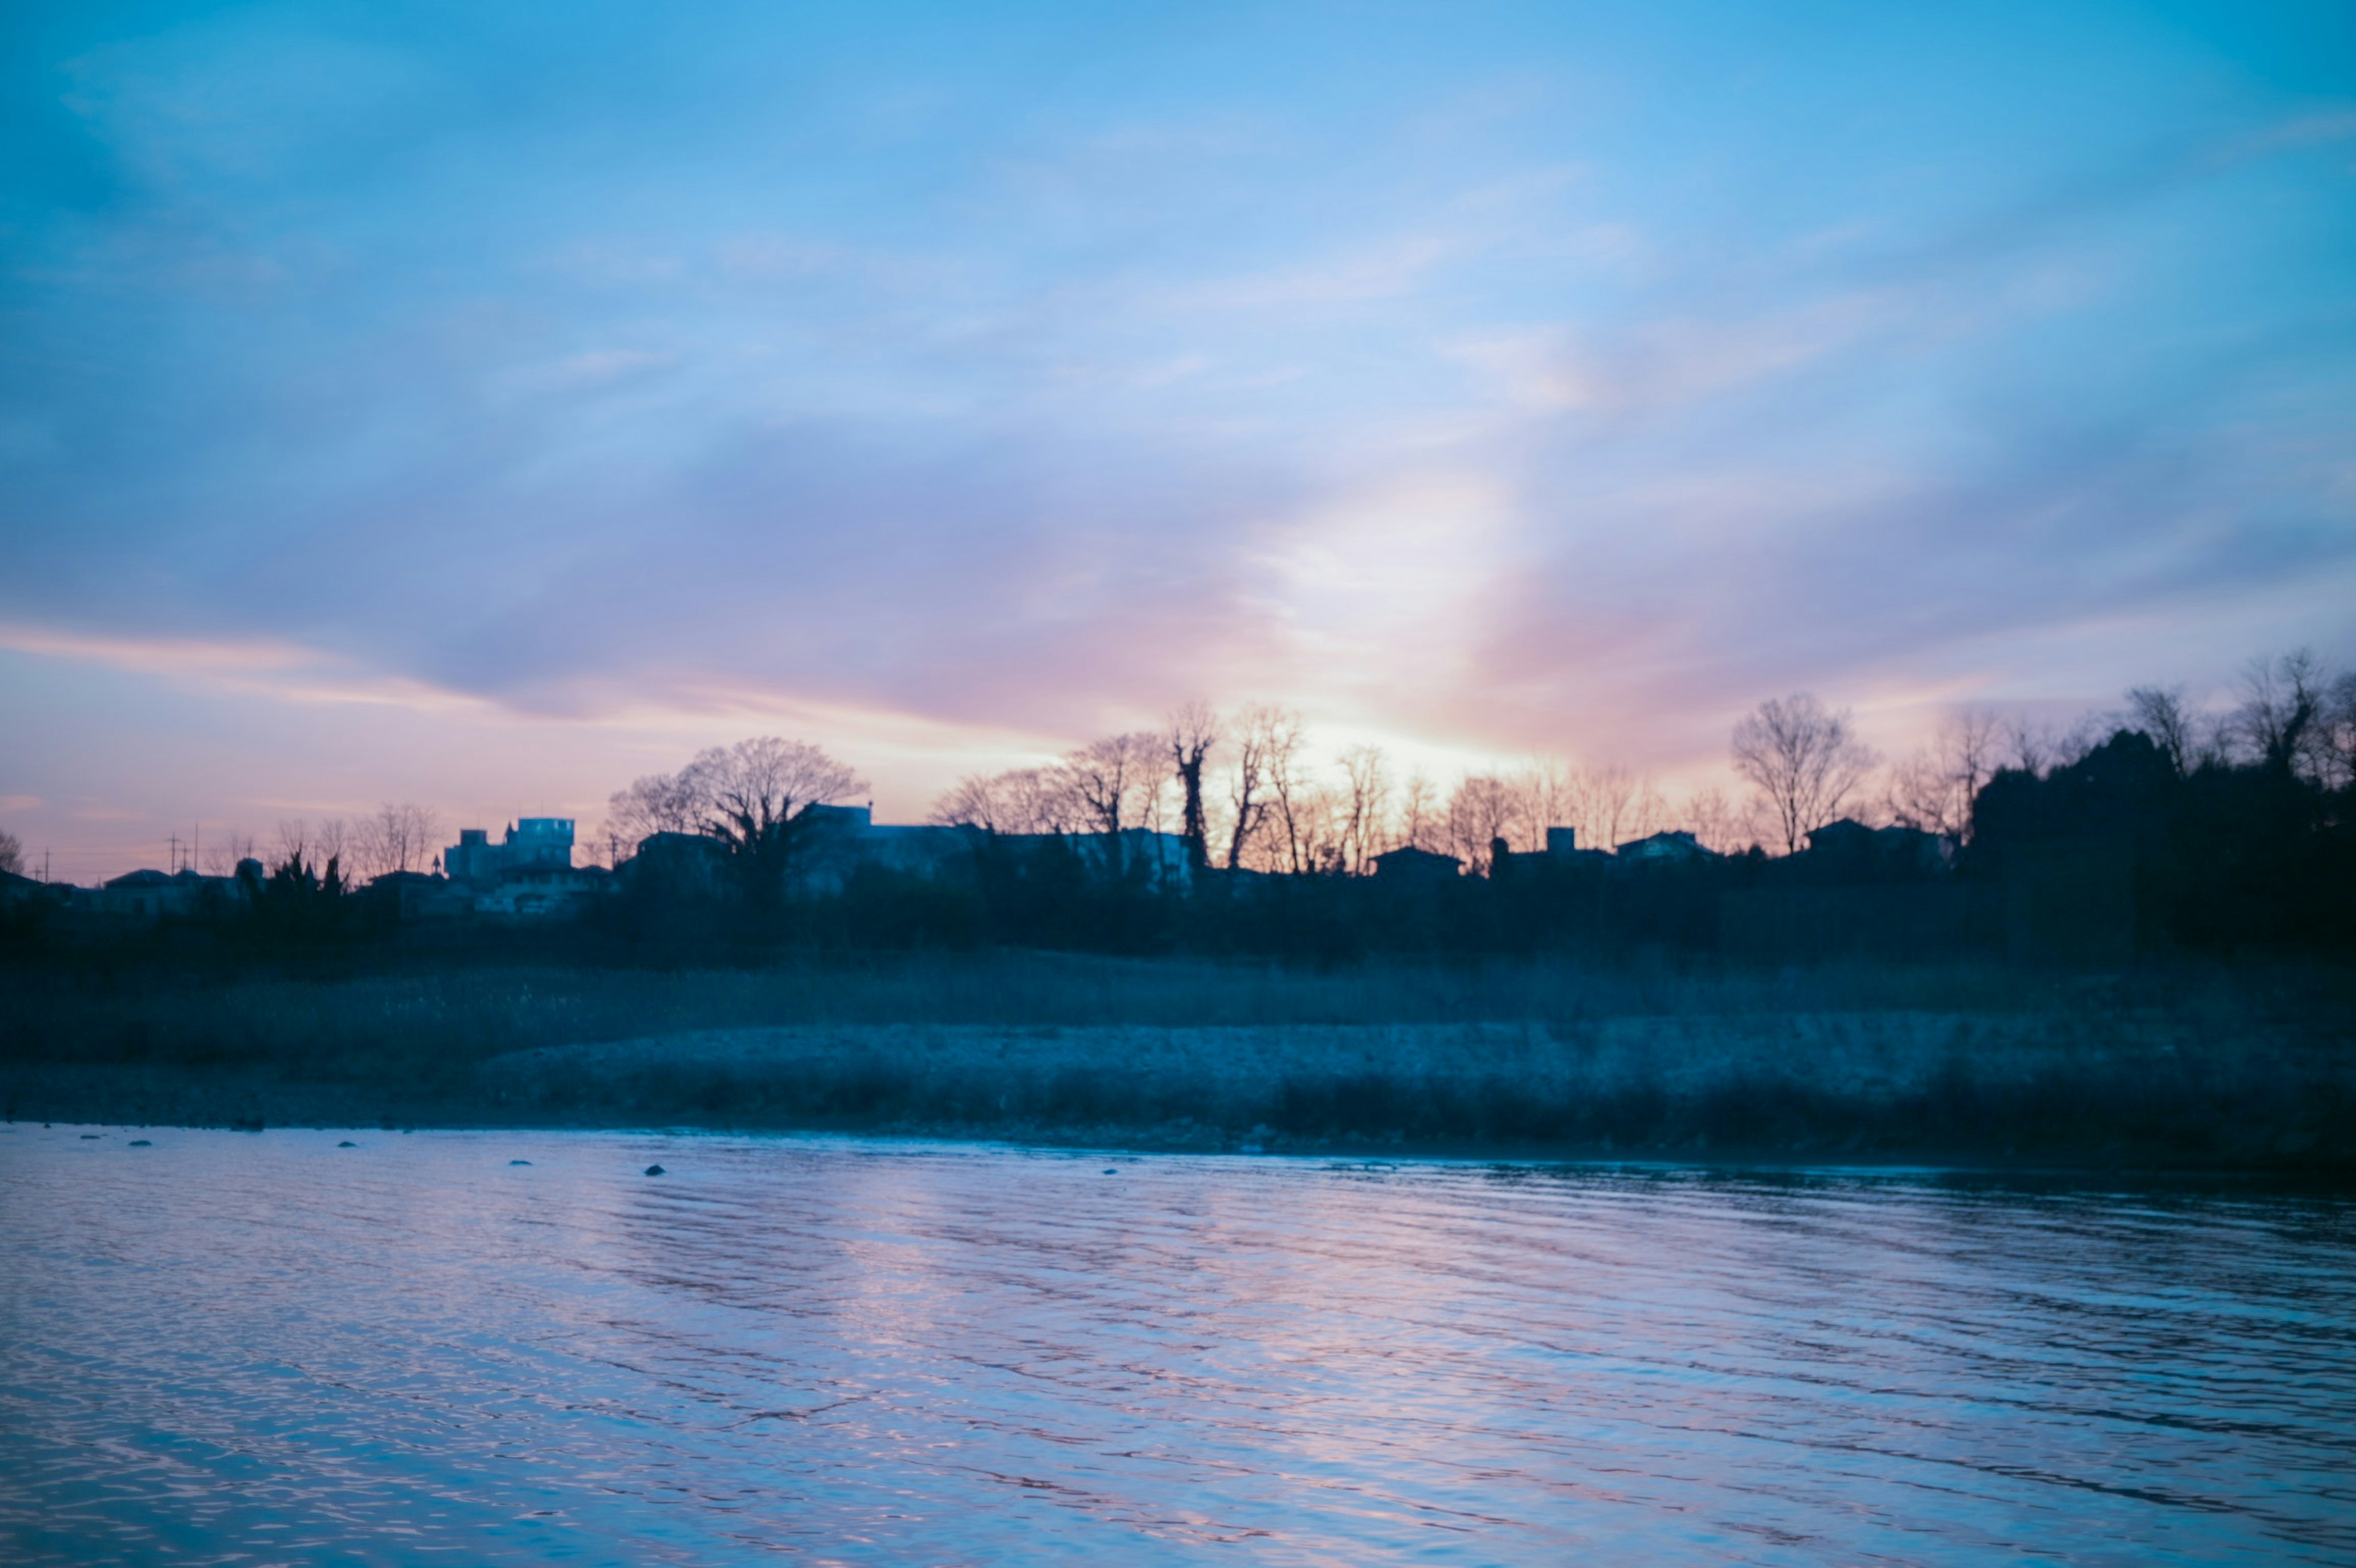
xmin=3 ymin=1126 xmax=2352 ymax=1564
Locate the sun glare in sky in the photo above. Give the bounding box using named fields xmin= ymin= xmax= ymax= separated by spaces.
xmin=3 ymin=0 xmax=2352 ymax=875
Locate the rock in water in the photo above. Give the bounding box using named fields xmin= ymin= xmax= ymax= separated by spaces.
xmin=510 ymin=1159 xmax=533 ymax=1166
xmin=128 ymin=1140 xmax=151 ymax=1148
xmin=337 ymin=1141 xmax=357 ymax=1148
xmin=644 ymin=1164 xmax=666 ymax=1177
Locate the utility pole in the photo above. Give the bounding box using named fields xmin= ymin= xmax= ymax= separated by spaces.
xmin=169 ymin=832 xmax=180 ymax=872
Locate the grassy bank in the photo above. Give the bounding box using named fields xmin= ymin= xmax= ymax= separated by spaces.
xmin=4 ymin=951 xmax=2352 ymax=1170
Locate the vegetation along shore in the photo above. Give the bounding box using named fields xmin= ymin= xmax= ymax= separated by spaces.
xmin=6 ymin=953 xmax=2350 ymax=1174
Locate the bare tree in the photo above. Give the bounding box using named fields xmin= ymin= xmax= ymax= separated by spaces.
xmin=930 ymin=774 xmax=1009 ymax=831
xmin=2124 ymin=687 xmax=2201 ymax=777
xmin=1222 ymin=704 xmax=1285 ymax=871
xmin=271 ymin=816 xmax=347 ymax=882
xmin=1731 ymin=694 xmax=1879 ymax=855
xmin=930 ymin=765 xmax=1085 ymax=834
xmin=1064 ymin=732 xmax=1165 ymax=871
xmin=2005 ymin=712 xmax=2106 ymax=778
xmin=2235 ymin=649 xmax=2338 ymax=778
xmin=1504 ymin=762 xmax=1574 ymax=856
xmin=355 ymin=802 xmax=441 ymax=880
xmin=2317 ymin=671 xmax=2356 ymax=793
xmin=2003 ymin=715 xmax=2054 ymax=776
xmin=1677 ymin=785 xmax=1754 ymax=855
xmin=1397 ymin=772 xmax=1440 ymax=853
xmin=201 ymin=829 xmax=259 ymax=877
xmin=1447 ymin=775 xmax=1516 ymax=874
xmin=607 ymin=769 xmax=704 ymax=848
xmin=1560 ymin=762 xmax=1664 ymax=853
xmin=1255 ymin=710 xmax=1316 ymax=874
xmin=0 ymin=829 xmax=21 ymax=877
xmin=693 ymin=737 xmax=862 ymax=839
xmin=1336 ymin=745 xmax=1392 ymax=875
xmin=1012 ymin=766 xmax=1087 ymax=834
xmin=1168 ymin=702 xmax=1219 ymax=872
xmin=1884 ymin=708 xmax=2003 ymax=840
xmin=315 ymin=817 xmax=350 ymax=875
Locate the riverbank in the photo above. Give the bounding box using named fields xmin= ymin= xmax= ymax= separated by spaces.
xmin=5 ymin=953 xmax=2351 ymax=1170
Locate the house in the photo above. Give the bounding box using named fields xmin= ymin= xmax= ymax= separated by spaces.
xmin=364 ymin=869 xmax=474 ymax=920
xmin=1498 ymin=826 xmax=1612 ymax=875
xmin=1372 ymin=845 xmax=1462 ymax=881
xmin=1614 ymin=829 xmax=1714 ymax=864
xmin=0 ymin=869 xmax=72 ymax=912
xmin=621 ymin=831 xmax=733 ymax=899
xmin=796 ymin=804 xmax=987 ymax=894
xmin=84 ymin=866 xmax=253 ymax=920
xmin=1801 ymin=819 xmax=1951 ymax=874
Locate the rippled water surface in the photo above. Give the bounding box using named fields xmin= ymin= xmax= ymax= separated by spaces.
xmin=4 ymin=1126 xmax=2353 ymax=1565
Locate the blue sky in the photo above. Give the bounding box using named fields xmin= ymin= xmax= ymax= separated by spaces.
xmin=3 ymin=0 xmax=2352 ymax=875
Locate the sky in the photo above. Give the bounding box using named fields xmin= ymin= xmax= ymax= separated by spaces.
xmin=3 ymin=0 xmax=2353 ymax=879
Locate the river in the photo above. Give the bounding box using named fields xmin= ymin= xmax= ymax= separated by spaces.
xmin=3 ymin=1124 xmax=2351 ymax=1564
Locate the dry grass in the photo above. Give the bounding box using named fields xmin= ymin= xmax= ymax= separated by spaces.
xmin=4 ymin=951 xmax=2350 ymax=1169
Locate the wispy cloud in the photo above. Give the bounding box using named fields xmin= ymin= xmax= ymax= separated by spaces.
xmin=2 ymin=0 xmax=2352 ymax=862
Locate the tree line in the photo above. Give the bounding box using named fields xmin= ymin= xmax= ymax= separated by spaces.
xmin=897 ymin=650 xmax=2355 ymax=872
xmin=7 ymin=649 xmax=2350 ymax=963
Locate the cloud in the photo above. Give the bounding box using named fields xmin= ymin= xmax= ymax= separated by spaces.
xmin=3 ymin=0 xmax=2352 ymax=859
xmin=0 ymin=623 xmax=498 ymax=717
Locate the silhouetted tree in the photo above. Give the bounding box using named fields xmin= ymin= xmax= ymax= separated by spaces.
xmin=934 ymin=764 xmax=1086 ymax=834
xmin=1223 ymin=704 xmax=1283 ymax=870
xmin=1336 ymin=744 xmax=1391 ymax=875
xmin=0 ymin=829 xmax=21 ymax=877
xmin=1733 ymin=693 xmax=1878 ymax=855
xmin=199 ymin=829 xmax=258 ymax=877
xmin=1885 ymin=708 xmax=2003 ymax=840
xmin=1066 ymin=731 xmax=1161 ymax=873
xmin=1447 ymin=775 xmax=1515 ymax=874
xmin=1168 ymin=702 xmax=1218 ymax=872
xmin=2123 ymin=686 xmax=2209 ymax=778
xmin=688 ymin=737 xmax=865 ymax=902
xmin=1255 ymin=709 xmax=1318 ymax=873
xmin=1563 ymin=762 xmax=1665 ymax=854
xmin=356 ymin=802 xmax=440 ymax=879
xmin=1396 ymin=772 xmax=1441 ymax=852
xmin=2317 ymin=672 xmax=2356 ymax=793
xmin=607 ymin=769 xmax=703 ymax=844
xmin=2233 ymin=649 xmax=2342 ymax=782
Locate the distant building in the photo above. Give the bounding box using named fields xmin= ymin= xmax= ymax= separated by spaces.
xmin=797 ymin=804 xmax=984 ymax=894
xmin=445 ymin=818 xmax=576 ymax=885
xmin=1372 ymin=845 xmax=1462 ymax=881
xmin=1614 ymin=829 xmax=1713 ymax=864
xmin=365 ymin=869 xmax=474 ymax=920
xmin=442 ymin=818 xmax=609 ymax=918
xmin=1801 ymin=818 xmax=1950 ymax=874
xmin=85 ymin=866 xmax=252 ymax=920
xmin=1490 ymin=826 xmax=1614 ymax=878
xmin=0 ymin=868 xmax=72 ymax=912
xmin=622 ymin=831 xmax=733 ymax=899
